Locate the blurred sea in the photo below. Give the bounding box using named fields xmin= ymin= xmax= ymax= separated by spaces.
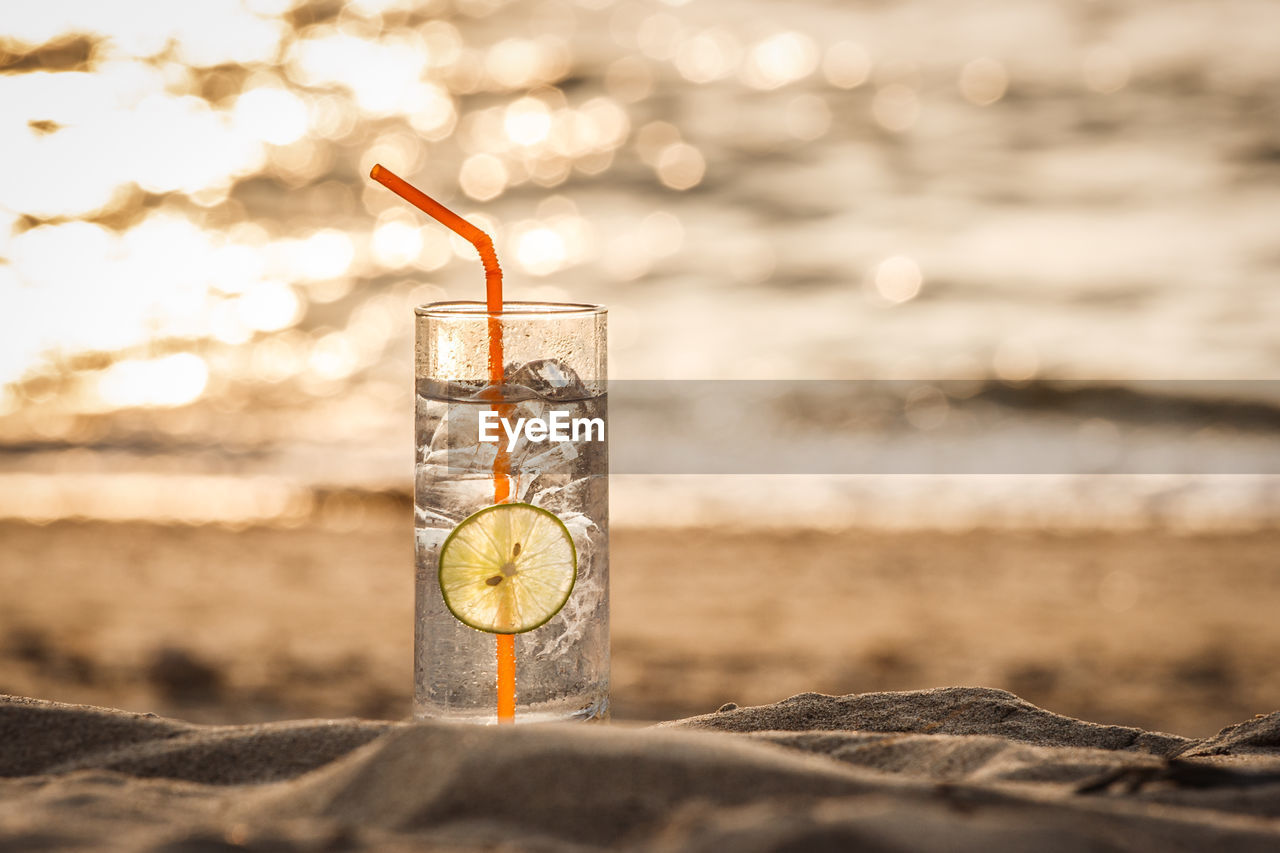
xmin=1 ymin=0 xmax=1278 ymax=528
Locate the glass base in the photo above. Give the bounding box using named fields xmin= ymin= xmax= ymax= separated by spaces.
xmin=413 ymin=694 xmax=610 ymax=725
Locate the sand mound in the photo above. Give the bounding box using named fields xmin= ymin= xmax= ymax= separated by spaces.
xmin=3 ymin=689 xmax=1279 ymax=851
xmin=2 ymin=694 xmax=396 ymax=785
xmin=664 ymin=686 xmax=1190 ymax=751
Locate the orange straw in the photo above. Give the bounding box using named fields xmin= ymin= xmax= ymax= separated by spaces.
xmin=370 ymin=164 xmax=516 ymax=724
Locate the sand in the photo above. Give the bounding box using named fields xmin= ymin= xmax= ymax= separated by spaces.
xmin=3 ymin=688 xmax=1280 ymax=851
xmin=4 ymin=515 xmax=1279 ymax=849
xmin=3 ymin=517 xmax=1279 ymax=737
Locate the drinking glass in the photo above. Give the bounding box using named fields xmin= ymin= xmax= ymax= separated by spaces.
xmin=414 ymin=301 xmax=609 ymax=722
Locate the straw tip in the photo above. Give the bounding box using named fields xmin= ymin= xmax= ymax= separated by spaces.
xmin=369 ymin=163 xmax=385 ymax=180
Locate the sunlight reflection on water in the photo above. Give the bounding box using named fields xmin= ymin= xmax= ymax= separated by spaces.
xmin=1 ymin=0 xmax=1278 ymax=524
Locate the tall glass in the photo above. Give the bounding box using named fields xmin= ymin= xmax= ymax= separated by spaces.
xmin=414 ymin=301 xmax=609 ymax=723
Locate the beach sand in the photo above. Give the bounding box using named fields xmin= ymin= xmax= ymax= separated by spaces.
xmin=1 ymin=512 xmax=1278 ymax=737
xmin=2 ymin=688 xmax=1279 ymax=851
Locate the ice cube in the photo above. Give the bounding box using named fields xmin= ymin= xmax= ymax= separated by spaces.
xmin=507 ymin=359 xmax=589 ymax=401
xmin=527 ymin=473 xmax=604 ymax=514
xmin=529 ymin=511 xmax=606 ymax=659
xmin=417 ymin=376 xmax=488 ymax=400
xmin=517 ymin=431 xmax=581 ymax=477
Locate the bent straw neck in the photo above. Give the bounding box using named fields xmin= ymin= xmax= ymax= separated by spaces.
xmin=477 ymin=236 xmax=503 ymax=315
xmin=464 ymin=229 xmax=503 ymax=286
xmin=475 ymin=236 xmax=504 ymax=312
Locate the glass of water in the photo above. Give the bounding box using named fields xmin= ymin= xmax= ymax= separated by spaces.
xmin=413 ymin=301 xmax=608 ymax=723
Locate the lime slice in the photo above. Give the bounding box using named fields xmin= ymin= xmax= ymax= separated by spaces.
xmin=438 ymin=503 xmax=577 ymax=634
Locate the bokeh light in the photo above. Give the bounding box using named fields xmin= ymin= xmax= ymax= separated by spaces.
xmin=674 ymin=29 xmax=740 ymax=84
xmin=0 ymin=0 xmax=1276 ymax=536
xmin=459 ymin=153 xmax=509 ymax=201
xmin=823 ymin=41 xmax=871 ymax=89
xmin=234 ymin=87 xmax=309 ymax=146
xmin=874 ymin=256 xmax=923 ymax=304
xmin=504 ymin=97 xmax=552 ymax=146
xmin=293 ymin=230 xmax=355 ymax=281
xmin=288 ymin=29 xmax=430 ymax=116
xmin=238 ymin=282 xmax=302 ymax=333
xmin=372 ymin=218 xmax=424 ymax=269
xmin=958 ymin=58 xmax=1009 ymax=106
xmin=655 ymin=143 xmax=706 ymax=191
xmin=97 ymin=354 xmax=209 ymax=409
xmin=993 ymin=338 xmax=1041 ymax=382
xmin=514 ymin=227 xmax=566 ymax=277
xmin=743 ymin=31 xmax=819 ymax=90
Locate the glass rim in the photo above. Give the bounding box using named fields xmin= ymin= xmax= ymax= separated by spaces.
xmin=415 ymin=300 xmax=606 ymax=318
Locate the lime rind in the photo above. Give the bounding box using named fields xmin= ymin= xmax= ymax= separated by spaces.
xmin=438 ymin=502 xmax=577 ymax=634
